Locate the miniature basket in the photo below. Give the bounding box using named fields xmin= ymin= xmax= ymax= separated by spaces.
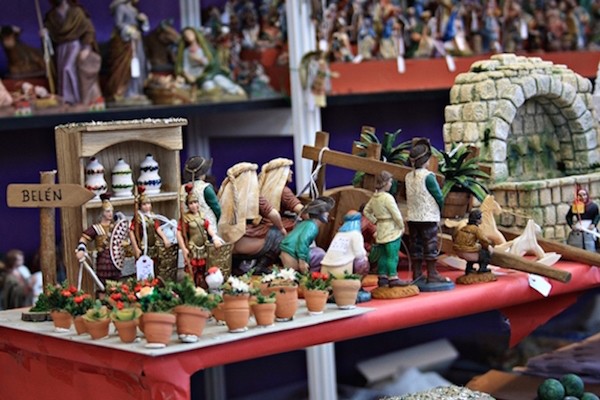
xmin=207 ymin=242 xmax=233 ymax=280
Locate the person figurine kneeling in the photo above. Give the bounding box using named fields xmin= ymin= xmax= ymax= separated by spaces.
xmin=279 ymin=197 xmax=334 ymax=273
xmin=363 ymin=171 xmax=410 ymax=288
xmin=452 ymin=209 xmax=496 ymax=284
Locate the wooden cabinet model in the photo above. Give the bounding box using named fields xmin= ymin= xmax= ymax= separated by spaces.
xmin=55 ymin=118 xmax=187 ymax=291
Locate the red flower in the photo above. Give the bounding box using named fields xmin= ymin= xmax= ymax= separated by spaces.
xmin=110 ymin=292 xmax=122 ymax=301
xmin=321 ymin=273 xmax=329 ymax=280
xmin=68 ymin=286 xmax=78 ymax=294
xmin=127 ymin=294 xmax=137 ymax=302
xmin=74 ymin=296 xmax=84 ymax=304
xmin=134 ymin=284 xmax=142 ymax=292
xmin=61 ymin=290 xmax=72 ymax=297
xmin=116 ymin=301 xmax=124 ymax=310
xmin=311 ymin=271 xmax=320 ymax=280
xmin=121 ymin=284 xmax=129 ymax=293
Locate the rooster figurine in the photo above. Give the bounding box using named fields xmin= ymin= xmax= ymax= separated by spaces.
xmin=206 ymin=266 xmax=224 ymax=294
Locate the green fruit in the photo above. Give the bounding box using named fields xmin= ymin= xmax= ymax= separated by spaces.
xmin=537 ymin=378 xmax=565 ymax=400
xmin=561 ymin=374 xmax=585 ymax=398
xmin=581 ymin=393 xmax=600 ymax=400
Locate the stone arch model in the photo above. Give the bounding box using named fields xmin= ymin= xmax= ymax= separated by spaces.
xmin=443 ymin=53 xmax=600 ymax=183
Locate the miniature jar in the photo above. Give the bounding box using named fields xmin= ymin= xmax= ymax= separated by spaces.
xmin=137 ymin=154 xmax=162 ymax=194
xmin=111 ymin=158 xmax=134 ymax=197
xmin=84 ymin=157 xmax=108 ymax=198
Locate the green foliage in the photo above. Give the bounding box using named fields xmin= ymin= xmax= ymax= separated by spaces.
xmin=352 ymin=128 xmax=411 ymax=189
xmin=253 ymin=292 xmax=276 ymax=304
xmin=300 ymin=271 xmax=333 ymax=291
xmin=335 ymin=271 xmax=362 ymax=280
xmin=82 ymin=300 xmax=110 ymax=322
xmin=137 ymin=285 xmax=179 ymax=313
xmin=41 ymin=281 xmax=93 ymax=315
xmin=30 ymin=292 xmax=51 ymax=312
xmin=436 ymin=144 xmax=490 ymax=202
xmin=168 ymin=276 xmax=220 ymax=310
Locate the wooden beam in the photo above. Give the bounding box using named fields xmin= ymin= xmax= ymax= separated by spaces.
xmin=499 ymin=227 xmax=600 ymax=267
xmin=440 ymin=233 xmax=572 ymax=283
xmin=303 ymin=145 xmax=444 ymax=185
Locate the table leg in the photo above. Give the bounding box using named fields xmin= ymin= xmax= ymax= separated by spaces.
xmin=306 ymin=342 xmax=338 ymax=400
xmin=205 ymin=365 xmax=227 ymax=400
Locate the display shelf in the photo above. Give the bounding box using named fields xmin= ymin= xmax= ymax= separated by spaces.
xmin=55 ymin=118 xmax=185 ymax=293
xmin=85 ymin=191 xmax=179 ymax=208
xmin=0 ymin=97 xmax=290 ymax=133
xmin=328 ymin=51 xmax=600 ymax=98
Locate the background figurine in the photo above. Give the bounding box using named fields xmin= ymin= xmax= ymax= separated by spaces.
xmin=44 ymin=0 xmax=102 ymax=106
xmin=566 ymin=187 xmax=600 ymax=251
xmin=129 ymin=188 xmax=177 ymax=282
xmin=321 ymin=210 xmax=369 ymax=278
xmin=175 ymin=27 xmax=246 ymax=99
xmin=143 ymin=19 xmax=180 ymax=73
xmin=177 ymin=184 xmax=224 ymax=289
xmin=106 ymin=0 xmax=150 ymax=103
xmin=76 ymin=194 xmax=126 ymax=287
xmin=405 ymin=138 xmax=453 ymax=291
xmin=279 ymin=197 xmax=334 ymax=273
xmin=0 ymin=25 xmax=46 ymax=79
xmin=452 ymin=209 xmax=493 ymax=275
xmin=363 ymin=171 xmax=408 ymax=288
xmin=180 ymin=156 xmax=221 ymax=234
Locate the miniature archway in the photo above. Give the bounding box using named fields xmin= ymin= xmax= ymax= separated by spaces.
xmin=443 ymin=54 xmax=600 ymax=183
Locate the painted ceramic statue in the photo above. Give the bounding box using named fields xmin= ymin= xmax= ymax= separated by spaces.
xmin=177 ymin=184 xmax=224 ymax=289
xmin=44 ymin=0 xmax=102 ymax=106
xmin=405 ymin=138 xmax=453 ymax=291
xmin=566 ymin=187 xmax=600 ymax=251
xmin=217 ymin=162 xmax=287 ymax=275
xmin=321 ymin=210 xmax=369 ymax=278
xmin=279 ymin=197 xmax=334 ymax=273
xmin=76 ymin=194 xmax=125 ymax=286
xmin=175 ymin=27 xmax=246 ymax=99
xmin=106 ymin=0 xmax=150 ymax=103
xmin=452 ymin=209 xmax=493 ymax=275
xmin=0 ymin=25 xmax=46 ymax=78
xmin=363 ymin=171 xmax=409 ymax=288
xmin=129 ymin=187 xmax=178 ymax=282
xmin=180 ymin=156 xmax=221 ymax=234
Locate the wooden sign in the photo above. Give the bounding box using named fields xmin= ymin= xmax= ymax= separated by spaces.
xmin=7 ymin=184 xmax=95 ymax=208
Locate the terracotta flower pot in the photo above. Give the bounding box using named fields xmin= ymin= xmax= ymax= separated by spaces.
xmin=251 ymin=302 xmax=276 ymax=327
xmin=332 ymin=279 xmax=361 ymax=309
xmin=304 ymin=289 xmax=329 ymax=315
xmin=211 ymin=303 xmax=225 ymax=323
xmin=267 ymin=285 xmax=298 ymax=322
xmin=174 ymin=305 xmax=210 ymax=342
xmin=50 ymin=310 xmax=72 ymax=331
xmin=143 ymin=312 xmax=175 ymax=347
xmin=74 ymin=315 xmax=87 ymax=335
xmin=223 ymin=294 xmax=250 ymax=333
xmin=113 ymin=319 xmax=139 ymax=343
xmin=84 ymin=318 xmax=111 ymax=340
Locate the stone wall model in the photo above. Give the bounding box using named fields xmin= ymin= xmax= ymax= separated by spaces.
xmin=444 ymin=53 xmax=600 ymax=240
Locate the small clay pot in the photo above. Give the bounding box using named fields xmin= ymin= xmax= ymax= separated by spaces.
xmin=143 ymin=312 xmax=175 ymax=346
xmin=304 ymin=289 xmax=329 ymax=315
xmin=74 ymin=315 xmax=87 ymax=335
xmin=222 ymin=294 xmax=250 ymax=333
xmin=251 ymin=302 xmax=276 ymax=327
xmin=50 ymin=310 xmax=72 ymax=331
xmin=331 ymin=279 xmax=361 ymax=309
xmin=84 ymin=318 xmax=111 ymax=340
xmin=267 ymin=285 xmax=298 ymax=321
xmin=174 ymin=305 xmax=210 ymax=338
xmin=113 ymin=319 xmax=139 ymax=343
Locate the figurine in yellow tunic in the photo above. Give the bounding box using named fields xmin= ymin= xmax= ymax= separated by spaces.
xmin=363 ymin=171 xmax=408 ymax=288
